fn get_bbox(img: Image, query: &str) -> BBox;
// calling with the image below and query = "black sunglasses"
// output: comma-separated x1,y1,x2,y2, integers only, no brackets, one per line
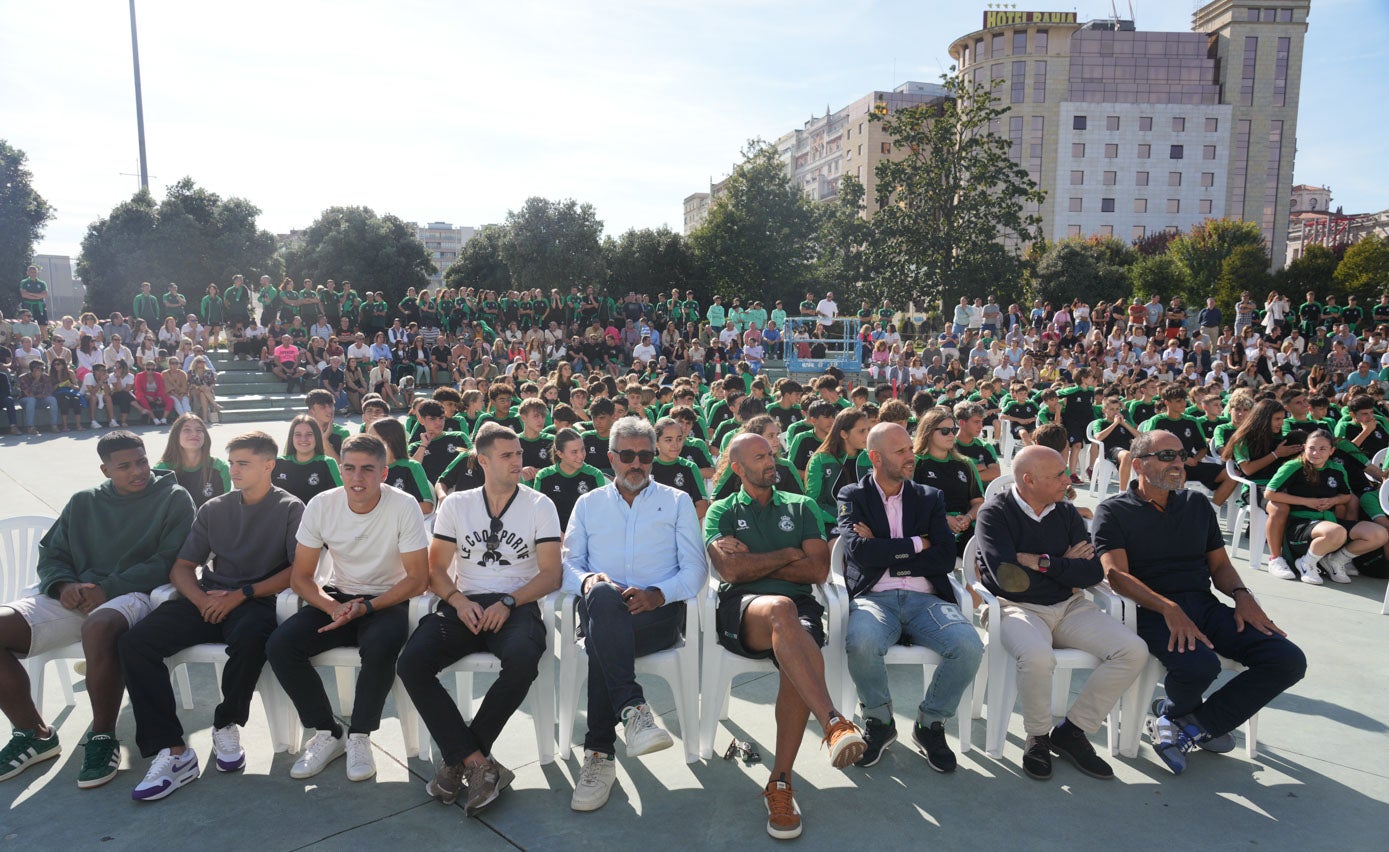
1138,449,1191,463
613,449,656,464
484,516,503,549
935,426,959,436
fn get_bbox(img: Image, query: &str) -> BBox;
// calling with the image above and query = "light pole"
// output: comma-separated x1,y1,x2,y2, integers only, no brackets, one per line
129,0,149,193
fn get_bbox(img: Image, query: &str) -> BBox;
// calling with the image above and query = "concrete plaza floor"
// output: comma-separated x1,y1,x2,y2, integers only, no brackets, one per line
1,420,1387,850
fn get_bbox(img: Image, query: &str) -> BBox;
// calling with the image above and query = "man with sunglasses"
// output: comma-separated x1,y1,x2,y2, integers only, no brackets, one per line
398,422,562,814
1094,430,1306,775
1139,385,1237,507
560,416,705,812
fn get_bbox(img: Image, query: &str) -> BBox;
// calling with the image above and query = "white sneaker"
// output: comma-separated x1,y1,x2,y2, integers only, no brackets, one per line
131,748,199,801
570,750,617,812
621,703,673,757
211,725,245,772
89,421,100,430
290,730,346,779
1266,556,1297,580
345,733,375,782
1294,553,1324,585
1322,548,1354,584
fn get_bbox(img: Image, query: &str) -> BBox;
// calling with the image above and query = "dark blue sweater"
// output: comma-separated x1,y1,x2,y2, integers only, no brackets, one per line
975,490,1102,605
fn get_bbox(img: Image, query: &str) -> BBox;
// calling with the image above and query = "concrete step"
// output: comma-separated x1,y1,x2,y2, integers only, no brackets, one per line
216,393,303,411
218,407,302,424
214,371,281,387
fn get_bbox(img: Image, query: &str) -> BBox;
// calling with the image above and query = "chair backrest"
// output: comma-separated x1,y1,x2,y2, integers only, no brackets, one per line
983,474,1014,502
0,515,58,601
1374,448,1388,469
959,535,981,587
829,536,846,583
1086,420,1103,444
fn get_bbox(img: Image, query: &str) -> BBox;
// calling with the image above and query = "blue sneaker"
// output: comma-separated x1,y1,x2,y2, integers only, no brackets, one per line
1151,698,1236,753
132,748,199,801
1145,714,1202,775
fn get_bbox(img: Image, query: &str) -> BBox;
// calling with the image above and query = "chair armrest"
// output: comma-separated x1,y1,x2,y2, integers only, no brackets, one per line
275,589,302,624
1087,580,1124,619
151,583,180,607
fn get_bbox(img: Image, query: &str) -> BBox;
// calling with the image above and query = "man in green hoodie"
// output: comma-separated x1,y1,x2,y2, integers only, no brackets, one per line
0,431,196,790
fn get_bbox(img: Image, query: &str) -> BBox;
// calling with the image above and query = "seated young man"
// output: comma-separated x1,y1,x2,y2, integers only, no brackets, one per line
120,431,304,801
0,432,195,789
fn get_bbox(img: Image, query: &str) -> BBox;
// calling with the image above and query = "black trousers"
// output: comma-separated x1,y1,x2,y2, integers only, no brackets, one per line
266,591,410,735
396,594,545,765
119,596,278,758
578,582,684,754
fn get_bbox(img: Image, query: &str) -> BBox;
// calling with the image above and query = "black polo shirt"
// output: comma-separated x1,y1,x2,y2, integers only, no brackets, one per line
1092,485,1223,596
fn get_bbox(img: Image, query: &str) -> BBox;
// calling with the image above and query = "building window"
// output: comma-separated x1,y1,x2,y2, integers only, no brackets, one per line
1139,116,1153,132
1101,198,1116,213
1170,145,1184,159
1134,198,1148,213
1172,117,1185,132
1099,224,1114,238
1203,145,1217,160
991,63,1004,88
1205,117,1219,133
1247,8,1260,21
1136,171,1150,186
1070,170,1084,185
1103,170,1117,186
1279,8,1293,22
1073,115,1087,130
1201,172,1215,187
859,145,863,155
993,33,1005,56
1035,30,1048,53
1138,144,1151,159
1104,144,1118,158
1013,30,1027,55
1167,199,1181,214
1199,199,1213,214
1241,36,1258,107
1275,36,1290,107
1011,61,1026,103
1133,225,1146,240
879,142,890,154
1169,172,1182,187
1069,197,1083,212
1072,143,1086,157
1032,60,1047,103
975,37,985,60
1263,8,1276,21
1106,115,1120,131
1068,225,1082,237
1010,116,1023,132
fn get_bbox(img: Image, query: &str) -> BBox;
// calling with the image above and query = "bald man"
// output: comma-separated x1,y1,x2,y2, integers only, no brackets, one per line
704,433,863,841
838,424,982,771
974,446,1146,782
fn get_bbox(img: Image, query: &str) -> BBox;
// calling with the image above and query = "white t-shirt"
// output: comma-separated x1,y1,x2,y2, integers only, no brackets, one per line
815,299,837,325
433,485,561,595
297,485,430,595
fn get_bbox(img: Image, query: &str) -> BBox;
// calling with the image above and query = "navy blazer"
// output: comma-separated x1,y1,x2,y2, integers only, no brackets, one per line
837,473,958,603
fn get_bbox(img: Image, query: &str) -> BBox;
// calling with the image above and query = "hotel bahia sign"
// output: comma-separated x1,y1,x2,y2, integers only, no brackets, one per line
981,10,1077,28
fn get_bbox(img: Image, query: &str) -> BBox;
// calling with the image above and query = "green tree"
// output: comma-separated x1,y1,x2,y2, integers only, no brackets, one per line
814,174,877,300
500,197,605,292
1215,244,1272,312
1028,237,1135,308
1333,234,1389,302
1166,218,1265,304
1128,253,1187,304
283,206,434,306
0,141,54,313
1277,242,1339,296
602,226,705,304
444,224,511,292
78,178,278,317
867,72,1045,311
688,140,821,307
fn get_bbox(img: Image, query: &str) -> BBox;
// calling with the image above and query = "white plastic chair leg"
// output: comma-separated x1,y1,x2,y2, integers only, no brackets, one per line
335,667,356,716
175,665,195,711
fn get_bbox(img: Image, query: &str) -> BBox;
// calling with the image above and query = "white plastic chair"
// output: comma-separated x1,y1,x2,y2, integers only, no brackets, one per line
556,590,700,763
1227,460,1270,572
999,425,1016,463
1378,480,1389,616
275,588,421,757
826,538,974,753
1109,591,1259,759
1087,421,1117,496
983,474,1014,503
698,562,845,760
150,584,295,752
409,592,558,765
0,515,78,709
1372,448,1387,469
960,537,1121,758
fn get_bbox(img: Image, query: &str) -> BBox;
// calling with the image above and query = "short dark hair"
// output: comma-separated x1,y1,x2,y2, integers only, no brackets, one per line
341,434,387,465
362,399,390,417
97,430,145,462
589,397,615,418
305,389,335,409
474,422,518,456
225,431,278,459
432,386,462,404
417,400,445,419
805,400,838,420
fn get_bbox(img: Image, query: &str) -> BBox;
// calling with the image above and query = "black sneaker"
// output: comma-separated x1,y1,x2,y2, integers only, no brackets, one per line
854,718,897,768
1022,734,1052,780
911,721,956,773
1049,723,1114,780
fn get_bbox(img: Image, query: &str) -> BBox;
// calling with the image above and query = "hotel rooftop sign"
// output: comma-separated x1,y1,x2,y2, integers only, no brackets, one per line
982,10,1077,28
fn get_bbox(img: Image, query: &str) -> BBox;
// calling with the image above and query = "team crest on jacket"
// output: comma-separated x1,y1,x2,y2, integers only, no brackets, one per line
778,514,794,532
308,472,320,486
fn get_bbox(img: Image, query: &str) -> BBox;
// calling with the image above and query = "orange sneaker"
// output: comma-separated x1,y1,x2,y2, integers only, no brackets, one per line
763,776,802,840
823,715,866,769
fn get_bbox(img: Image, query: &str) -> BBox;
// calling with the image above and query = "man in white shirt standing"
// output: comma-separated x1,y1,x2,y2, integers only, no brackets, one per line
560,416,706,812
398,423,562,816
815,291,838,337
266,435,429,784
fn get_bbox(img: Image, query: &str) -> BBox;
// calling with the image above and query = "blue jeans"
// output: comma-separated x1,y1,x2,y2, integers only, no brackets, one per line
846,590,983,726
22,395,58,428
1137,590,1306,738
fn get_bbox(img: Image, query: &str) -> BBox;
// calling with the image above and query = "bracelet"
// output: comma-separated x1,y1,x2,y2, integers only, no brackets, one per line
361,598,375,614
445,590,461,605
1231,586,1252,597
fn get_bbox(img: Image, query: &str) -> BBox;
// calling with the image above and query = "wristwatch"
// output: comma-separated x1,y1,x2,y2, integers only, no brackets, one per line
500,594,516,610
240,583,255,599
1036,554,1051,573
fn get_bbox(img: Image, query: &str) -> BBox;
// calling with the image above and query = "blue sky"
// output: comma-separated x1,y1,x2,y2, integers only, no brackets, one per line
3,0,1386,259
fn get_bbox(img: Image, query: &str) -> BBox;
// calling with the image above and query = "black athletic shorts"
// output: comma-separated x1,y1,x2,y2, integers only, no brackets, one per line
716,591,825,666
1188,460,1224,490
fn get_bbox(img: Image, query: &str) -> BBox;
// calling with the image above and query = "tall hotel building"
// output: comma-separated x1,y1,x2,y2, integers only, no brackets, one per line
948,0,1309,266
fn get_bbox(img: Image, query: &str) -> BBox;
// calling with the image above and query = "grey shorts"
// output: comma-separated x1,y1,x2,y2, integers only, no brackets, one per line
2,586,152,657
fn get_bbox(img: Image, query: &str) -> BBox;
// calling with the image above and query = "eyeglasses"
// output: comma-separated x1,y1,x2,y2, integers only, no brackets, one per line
613,449,656,464
1137,449,1190,463
483,516,503,550
935,427,959,436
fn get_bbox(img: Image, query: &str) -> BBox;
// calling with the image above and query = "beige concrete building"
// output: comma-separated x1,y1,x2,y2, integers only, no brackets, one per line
948,0,1309,267
1290,183,1332,215
413,221,475,288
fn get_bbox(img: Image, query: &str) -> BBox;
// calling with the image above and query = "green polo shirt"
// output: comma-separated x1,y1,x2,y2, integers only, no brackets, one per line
704,487,825,598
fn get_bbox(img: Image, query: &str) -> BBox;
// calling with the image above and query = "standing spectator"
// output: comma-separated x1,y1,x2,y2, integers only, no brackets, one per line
1197,298,1222,343
18,264,49,328
132,281,162,330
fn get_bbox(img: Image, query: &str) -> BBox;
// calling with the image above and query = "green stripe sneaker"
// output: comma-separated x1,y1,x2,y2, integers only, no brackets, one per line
0,728,61,782
78,733,121,789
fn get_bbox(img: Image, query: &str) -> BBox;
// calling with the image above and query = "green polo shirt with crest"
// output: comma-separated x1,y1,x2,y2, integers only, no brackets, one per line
703,488,824,598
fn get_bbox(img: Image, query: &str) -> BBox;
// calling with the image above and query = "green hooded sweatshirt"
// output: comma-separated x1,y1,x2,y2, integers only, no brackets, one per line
37,467,196,599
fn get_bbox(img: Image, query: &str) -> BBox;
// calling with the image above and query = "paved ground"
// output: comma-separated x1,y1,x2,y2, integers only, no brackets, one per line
2,420,1387,850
